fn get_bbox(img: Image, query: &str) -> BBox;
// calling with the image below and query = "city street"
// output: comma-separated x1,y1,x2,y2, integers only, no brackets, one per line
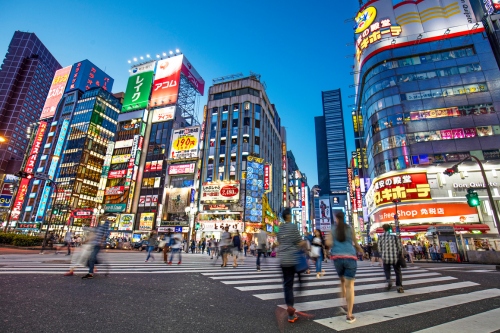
0,251,499,332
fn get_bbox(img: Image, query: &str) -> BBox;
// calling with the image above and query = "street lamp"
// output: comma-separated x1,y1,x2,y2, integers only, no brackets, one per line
0,136,6,143
393,198,401,237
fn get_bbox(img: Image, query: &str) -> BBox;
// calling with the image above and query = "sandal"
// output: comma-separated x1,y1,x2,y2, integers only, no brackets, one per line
346,316,356,324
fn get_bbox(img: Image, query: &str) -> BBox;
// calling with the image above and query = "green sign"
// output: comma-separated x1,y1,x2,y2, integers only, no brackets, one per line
122,71,154,113
104,203,127,213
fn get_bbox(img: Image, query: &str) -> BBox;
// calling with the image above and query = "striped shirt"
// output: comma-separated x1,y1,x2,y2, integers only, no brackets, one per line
91,221,110,246
277,222,302,267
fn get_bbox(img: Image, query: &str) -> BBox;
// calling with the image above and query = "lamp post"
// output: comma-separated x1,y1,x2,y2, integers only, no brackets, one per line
185,204,198,249
393,198,401,237
443,156,500,233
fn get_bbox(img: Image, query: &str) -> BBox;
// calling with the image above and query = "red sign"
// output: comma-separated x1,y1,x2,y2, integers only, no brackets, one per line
108,170,127,179
373,172,431,207
72,209,93,217
25,121,48,174
221,186,238,197
10,178,29,221
375,224,489,233
264,164,270,190
105,186,125,196
150,56,183,107
168,163,195,175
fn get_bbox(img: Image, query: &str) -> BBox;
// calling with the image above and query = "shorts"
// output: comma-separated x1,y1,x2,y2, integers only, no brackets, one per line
372,251,380,258
333,258,357,280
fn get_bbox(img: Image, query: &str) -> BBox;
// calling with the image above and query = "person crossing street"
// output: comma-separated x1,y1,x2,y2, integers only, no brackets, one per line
379,224,404,293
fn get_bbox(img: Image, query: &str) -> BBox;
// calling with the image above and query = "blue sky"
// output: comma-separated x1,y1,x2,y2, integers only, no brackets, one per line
0,0,360,186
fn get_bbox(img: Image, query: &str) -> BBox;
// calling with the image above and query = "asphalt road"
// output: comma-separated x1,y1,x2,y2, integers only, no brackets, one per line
0,251,499,333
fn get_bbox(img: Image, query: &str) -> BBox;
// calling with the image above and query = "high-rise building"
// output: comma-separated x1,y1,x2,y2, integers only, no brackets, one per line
353,0,500,239
0,31,61,174
315,89,349,195
286,150,310,234
197,74,283,241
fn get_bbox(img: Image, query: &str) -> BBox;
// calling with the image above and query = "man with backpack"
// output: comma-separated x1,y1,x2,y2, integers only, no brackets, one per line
378,224,404,293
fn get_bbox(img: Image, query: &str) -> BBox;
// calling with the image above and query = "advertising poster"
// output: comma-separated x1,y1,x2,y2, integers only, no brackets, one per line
104,204,127,213
40,66,72,120
105,186,125,196
108,170,127,179
180,55,205,95
318,198,331,231
65,60,114,93
169,126,200,160
139,212,155,231
168,163,195,175
122,62,155,112
25,121,48,174
150,55,183,107
372,172,431,207
152,106,176,123
118,214,134,231
167,188,189,213
200,181,240,202
244,156,265,223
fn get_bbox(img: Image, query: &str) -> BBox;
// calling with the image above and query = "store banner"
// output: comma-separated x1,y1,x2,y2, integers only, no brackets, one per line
317,198,331,231
169,126,200,160
151,106,176,123
180,55,205,95
198,221,244,232
372,172,431,207
118,213,134,231
108,170,127,179
167,188,189,213
105,186,125,196
104,203,127,213
168,163,195,175
244,155,265,223
150,55,183,107
10,178,30,221
40,66,72,120
122,62,155,112
200,181,240,202
139,212,155,231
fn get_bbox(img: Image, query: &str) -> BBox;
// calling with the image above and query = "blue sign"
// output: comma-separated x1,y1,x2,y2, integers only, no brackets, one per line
0,194,12,208
65,59,114,93
174,226,183,233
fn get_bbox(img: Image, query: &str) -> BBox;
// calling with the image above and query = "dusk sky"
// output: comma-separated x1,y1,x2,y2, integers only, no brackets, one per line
0,0,360,185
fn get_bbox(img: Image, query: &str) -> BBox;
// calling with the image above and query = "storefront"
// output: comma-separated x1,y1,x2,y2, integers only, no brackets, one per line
196,212,243,241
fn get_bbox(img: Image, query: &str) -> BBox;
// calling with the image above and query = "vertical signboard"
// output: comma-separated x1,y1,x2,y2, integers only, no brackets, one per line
25,121,48,174
264,164,272,193
150,55,183,107
301,182,306,224
244,156,264,223
122,62,155,112
169,126,200,160
139,212,155,231
10,179,29,222
318,198,331,231
40,66,72,120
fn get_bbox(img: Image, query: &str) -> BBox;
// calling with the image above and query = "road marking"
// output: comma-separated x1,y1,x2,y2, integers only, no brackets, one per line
254,276,457,300
413,306,500,333
281,281,478,311
315,288,500,330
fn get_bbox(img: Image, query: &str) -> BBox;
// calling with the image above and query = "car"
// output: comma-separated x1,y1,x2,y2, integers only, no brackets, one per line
132,240,149,251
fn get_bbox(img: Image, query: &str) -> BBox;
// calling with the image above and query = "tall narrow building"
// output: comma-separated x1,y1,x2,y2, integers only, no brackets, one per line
0,31,61,174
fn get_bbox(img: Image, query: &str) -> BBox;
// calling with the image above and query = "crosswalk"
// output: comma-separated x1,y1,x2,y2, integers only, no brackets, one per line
201,259,500,332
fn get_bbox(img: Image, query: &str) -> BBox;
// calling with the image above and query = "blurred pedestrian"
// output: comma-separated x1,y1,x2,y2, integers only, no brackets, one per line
243,240,248,257
161,230,172,263
255,228,267,271
202,238,206,254
326,212,364,324
190,239,196,254
278,208,306,323
370,242,382,267
145,230,157,262
168,232,183,265
82,221,110,279
311,229,325,279
220,226,231,267
379,224,404,294
232,230,242,267
64,230,73,256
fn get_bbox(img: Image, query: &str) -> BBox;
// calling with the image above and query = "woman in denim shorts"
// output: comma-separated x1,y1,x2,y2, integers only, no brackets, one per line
326,212,365,324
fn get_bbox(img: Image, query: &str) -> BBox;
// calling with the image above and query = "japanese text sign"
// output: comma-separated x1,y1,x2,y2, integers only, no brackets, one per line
65,60,113,93
139,213,155,231
150,55,183,108
201,181,240,202
152,106,175,123
122,63,155,112
10,178,29,221
25,121,48,174
373,172,431,207
40,66,72,120
168,163,195,175
169,126,200,160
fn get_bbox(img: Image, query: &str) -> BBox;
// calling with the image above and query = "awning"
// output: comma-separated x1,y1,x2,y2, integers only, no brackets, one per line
374,224,490,233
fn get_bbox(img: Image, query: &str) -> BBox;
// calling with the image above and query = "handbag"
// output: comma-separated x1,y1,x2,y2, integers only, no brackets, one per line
394,236,407,268
295,250,308,273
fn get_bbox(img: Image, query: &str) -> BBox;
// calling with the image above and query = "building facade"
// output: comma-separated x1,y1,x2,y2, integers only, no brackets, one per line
352,0,500,244
0,31,61,174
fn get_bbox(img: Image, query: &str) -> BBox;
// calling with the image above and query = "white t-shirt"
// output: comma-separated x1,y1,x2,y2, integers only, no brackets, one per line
407,244,414,253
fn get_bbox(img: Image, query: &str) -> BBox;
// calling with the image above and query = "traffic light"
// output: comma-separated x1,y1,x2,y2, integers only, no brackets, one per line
14,171,33,179
195,222,200,230
443,165,459,177
466,189,480,207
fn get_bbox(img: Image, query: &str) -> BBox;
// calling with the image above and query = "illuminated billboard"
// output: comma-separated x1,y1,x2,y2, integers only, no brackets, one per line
40,66,72,120
354,0,478,66
169,126,200,160
181,55,205,95
65,60,113,93
122,62,155,112
150,55,183,107
200,181,240,202
244,156,264,223
25,121,48,174
152,106,176,123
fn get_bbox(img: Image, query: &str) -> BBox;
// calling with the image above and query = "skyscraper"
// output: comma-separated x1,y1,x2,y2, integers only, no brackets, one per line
0,31,61,173
315,89,349,195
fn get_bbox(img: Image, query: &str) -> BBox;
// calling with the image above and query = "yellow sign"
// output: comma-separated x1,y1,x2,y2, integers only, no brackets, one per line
139,212,154,231
354,6,377,34
172,135,198,151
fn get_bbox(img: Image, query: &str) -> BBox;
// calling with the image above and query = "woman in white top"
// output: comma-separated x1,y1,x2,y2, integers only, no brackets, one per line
406,242,415,264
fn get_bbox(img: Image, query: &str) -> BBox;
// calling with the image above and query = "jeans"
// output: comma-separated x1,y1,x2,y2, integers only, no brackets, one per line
383,263,403,287
244,246,248,256
207,247,211,255
146,246,155,261
256,250,265,267
88,245,101,274
169,248,182,262
281,266,301,307
315,252,323,273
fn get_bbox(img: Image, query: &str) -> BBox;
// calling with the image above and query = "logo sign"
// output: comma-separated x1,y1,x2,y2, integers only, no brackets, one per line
354,6,377,34
114,139,134,149
40,66,72,120
372,172,431,207
139,212,155,231
118,213,134,230
200,181,240,202
108,170,127,179
152,106,176,123
122,62,155,112
150,56,183,107
104,204,127,213
16,222,39,230
111,154,130,164
168,163,195,175
105,186,125,196
264,164,271,192
181,55,205,96
169,126,200,160
0,194,12,208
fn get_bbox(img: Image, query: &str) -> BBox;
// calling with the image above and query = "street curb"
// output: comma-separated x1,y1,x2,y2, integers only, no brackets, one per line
0,244,52,251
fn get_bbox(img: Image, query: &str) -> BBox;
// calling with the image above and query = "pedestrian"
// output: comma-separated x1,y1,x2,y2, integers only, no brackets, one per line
370,242,382,266
202,238,206,254
219,226,232,267
64,230,94,276
311,229,325,279
145,230,157,262
64,230,73,256
249,242,256,256
168,232,182,265
326,212,364,324
190,239,196,254
406,241,415,264
243,240,248,257
255,228,268,271
378,224,404,294
232,230,242,267
304,231,313,274
161,230,172,263
82,221,110,279
422,243,428,259
277,208,306,323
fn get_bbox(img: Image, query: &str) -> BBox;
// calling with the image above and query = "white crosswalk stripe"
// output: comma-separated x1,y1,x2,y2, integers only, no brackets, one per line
413,307,500,333
201,260,500,331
